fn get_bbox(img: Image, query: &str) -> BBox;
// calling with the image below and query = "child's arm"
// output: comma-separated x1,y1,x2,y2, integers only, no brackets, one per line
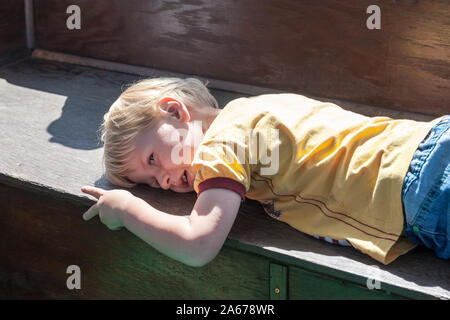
81,186,241,267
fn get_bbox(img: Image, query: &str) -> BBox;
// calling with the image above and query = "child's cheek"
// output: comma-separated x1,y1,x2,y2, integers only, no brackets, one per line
167,143,190,166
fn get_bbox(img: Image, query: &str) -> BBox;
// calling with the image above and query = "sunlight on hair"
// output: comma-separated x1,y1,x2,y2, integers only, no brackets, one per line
100,77,219,188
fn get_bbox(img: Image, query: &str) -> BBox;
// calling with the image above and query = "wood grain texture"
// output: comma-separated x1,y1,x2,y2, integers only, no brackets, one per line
0,58,448,299
288,267,401,300
0,183,271,299
33,0,450,115
0,0,29,64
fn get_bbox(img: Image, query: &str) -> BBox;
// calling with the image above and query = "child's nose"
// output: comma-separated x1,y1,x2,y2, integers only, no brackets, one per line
157,172,171,190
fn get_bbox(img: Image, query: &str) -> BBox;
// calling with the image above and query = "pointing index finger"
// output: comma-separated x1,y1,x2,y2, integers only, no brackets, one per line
81,186,105,199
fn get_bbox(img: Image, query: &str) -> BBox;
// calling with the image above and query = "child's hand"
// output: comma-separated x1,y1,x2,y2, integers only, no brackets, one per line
81,186,134,230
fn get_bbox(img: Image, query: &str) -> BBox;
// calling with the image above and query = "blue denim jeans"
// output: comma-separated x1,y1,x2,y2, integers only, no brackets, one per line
401,115,450,259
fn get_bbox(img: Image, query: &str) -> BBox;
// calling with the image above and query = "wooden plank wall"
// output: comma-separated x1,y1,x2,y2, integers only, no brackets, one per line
0,0,28,65
0,183,270,299
33,0,449,116
0,182,409,299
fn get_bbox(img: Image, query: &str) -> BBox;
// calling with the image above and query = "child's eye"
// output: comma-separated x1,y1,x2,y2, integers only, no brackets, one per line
148,153,155,165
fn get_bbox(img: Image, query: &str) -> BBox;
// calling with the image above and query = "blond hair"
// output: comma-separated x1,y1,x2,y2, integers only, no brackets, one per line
100,77,219,188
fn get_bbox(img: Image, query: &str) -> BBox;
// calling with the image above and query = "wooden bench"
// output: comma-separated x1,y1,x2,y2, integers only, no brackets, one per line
0,0,448,299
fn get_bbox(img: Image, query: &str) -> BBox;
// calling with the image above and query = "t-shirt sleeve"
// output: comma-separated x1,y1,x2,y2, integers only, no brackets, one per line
192,136,252,202
197,177,246,202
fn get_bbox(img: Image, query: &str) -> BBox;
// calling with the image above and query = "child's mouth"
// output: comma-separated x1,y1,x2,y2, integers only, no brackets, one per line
182,170,188,185
181,169,192,187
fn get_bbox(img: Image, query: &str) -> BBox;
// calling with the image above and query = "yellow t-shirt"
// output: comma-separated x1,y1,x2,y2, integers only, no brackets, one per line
192,94,444,264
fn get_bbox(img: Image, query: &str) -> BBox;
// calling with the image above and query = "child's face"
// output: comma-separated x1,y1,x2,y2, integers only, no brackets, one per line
125,115,201,193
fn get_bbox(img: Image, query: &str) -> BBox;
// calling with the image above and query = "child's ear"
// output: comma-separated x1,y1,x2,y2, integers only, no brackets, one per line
157,97,191,123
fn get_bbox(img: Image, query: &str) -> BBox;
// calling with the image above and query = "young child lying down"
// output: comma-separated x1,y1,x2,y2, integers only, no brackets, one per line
81,77,449,266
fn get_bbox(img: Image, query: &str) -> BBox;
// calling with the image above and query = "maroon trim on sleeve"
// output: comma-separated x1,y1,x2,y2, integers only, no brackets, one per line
197,177,246,202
